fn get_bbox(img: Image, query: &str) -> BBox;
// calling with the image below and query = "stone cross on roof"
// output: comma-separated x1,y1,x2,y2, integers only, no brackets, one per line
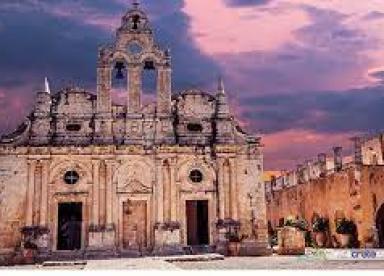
218,76,225,95
44,77,51,94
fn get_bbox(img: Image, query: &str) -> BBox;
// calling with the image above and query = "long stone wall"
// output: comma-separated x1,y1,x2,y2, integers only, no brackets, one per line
266,165,384,247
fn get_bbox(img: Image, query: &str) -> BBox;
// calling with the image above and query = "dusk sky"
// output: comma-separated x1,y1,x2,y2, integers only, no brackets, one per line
1,0,384,169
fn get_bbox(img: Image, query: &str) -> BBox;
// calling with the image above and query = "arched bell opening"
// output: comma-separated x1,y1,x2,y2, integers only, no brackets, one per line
111,59,129,105
142,59,157,107
376,203,384,248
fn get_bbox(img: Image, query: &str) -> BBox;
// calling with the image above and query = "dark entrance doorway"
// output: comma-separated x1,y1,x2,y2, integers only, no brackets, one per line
57,202,82,250
186,200,209,245
376,204,384,248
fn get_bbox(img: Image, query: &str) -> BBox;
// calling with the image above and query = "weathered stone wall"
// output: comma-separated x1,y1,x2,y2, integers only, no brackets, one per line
0,144,267,254
267,165,384,247
0,154,28,250
361,136,384,165
358,166,384,244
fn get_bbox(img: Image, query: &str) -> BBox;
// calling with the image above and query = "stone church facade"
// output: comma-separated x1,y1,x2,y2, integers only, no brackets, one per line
0,4,268,258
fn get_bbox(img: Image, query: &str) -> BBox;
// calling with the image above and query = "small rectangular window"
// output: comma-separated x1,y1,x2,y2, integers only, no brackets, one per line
187,123,203,132
66,124,82,132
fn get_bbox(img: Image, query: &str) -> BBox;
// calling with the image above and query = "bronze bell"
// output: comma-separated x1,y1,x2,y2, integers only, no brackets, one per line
132,15,140,30
115,62,126,79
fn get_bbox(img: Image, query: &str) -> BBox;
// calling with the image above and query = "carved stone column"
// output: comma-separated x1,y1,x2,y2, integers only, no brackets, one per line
156,159,164,223
128,66,142,113
105,160,115,227
99,161,106,225
92,160,100,226
154,158,183,255
223,160,230,219
26,160,36,226
96,66,112,114
218,159,225,220
22,160,50,254
230,159,238,220
39,159,49,226
169,158,177,221
162,160,171,222
33,162,42,225
157,66,172,115
89,160,116,249
95,65,113,144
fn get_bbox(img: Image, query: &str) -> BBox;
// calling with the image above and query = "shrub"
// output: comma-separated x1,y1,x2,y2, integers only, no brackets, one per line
284,217,308,231
270,231,278,246
295,218,309,231
336,218,355,235
284,217,296,228
225,231,247,242
312,217,329,232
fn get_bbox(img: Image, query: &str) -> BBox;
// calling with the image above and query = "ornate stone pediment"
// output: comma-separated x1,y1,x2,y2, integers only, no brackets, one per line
115,161,153,194
119,180,152,194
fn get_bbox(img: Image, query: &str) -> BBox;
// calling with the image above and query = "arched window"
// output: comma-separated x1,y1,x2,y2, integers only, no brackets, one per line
132,14,141,30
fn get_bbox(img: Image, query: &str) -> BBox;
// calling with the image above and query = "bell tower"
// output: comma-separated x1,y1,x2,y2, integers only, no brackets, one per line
96,1,173,144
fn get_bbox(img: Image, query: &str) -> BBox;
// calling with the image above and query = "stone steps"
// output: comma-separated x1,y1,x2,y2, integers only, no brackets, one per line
41,260,87,267
155,253,224,263
183,245,216,255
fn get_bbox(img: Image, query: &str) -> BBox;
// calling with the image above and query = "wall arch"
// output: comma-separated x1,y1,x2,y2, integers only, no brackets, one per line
376,202,384,248
176,158,216,191
49,159,92,185
138,51,164,66
110,51,134,65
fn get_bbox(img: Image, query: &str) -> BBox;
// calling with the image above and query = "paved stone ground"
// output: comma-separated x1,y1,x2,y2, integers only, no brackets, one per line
2,255,384,270
0,258,179,270
173,256,384,270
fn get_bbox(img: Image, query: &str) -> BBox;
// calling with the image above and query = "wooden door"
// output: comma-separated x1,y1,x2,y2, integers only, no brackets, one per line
186,201,198,245
122,200,147,249
186,200,209,246
57,202,82,250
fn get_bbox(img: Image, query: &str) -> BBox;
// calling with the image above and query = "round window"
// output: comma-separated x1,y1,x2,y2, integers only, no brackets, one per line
128,42,143,54
189,169,203,183
64,171,80,185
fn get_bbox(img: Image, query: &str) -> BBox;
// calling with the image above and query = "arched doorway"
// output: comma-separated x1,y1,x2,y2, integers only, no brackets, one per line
376,203,384,248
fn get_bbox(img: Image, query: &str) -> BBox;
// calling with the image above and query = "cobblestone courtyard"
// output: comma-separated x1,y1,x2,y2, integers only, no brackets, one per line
2,255,384,270
173,256,384,270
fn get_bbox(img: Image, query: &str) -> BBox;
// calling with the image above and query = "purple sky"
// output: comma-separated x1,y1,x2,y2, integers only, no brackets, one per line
1,0,384,170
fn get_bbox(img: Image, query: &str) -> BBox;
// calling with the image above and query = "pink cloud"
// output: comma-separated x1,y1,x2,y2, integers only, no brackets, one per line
44,3,119,32
0,85,35,134
183,0,384,92
183,0,309,54
0,1,120,32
